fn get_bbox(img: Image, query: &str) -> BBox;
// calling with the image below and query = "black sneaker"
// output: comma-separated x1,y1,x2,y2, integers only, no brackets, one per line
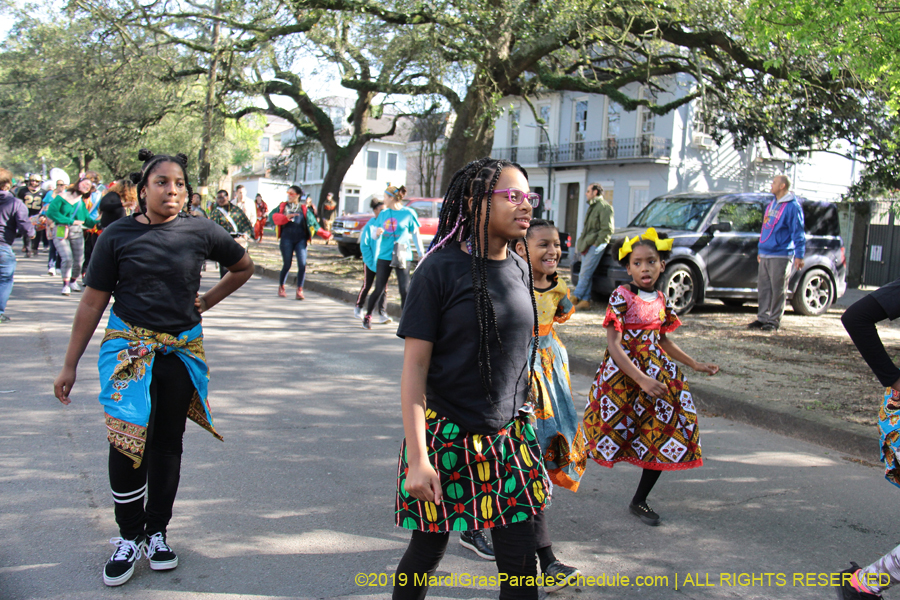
629,501,661,526
836,562,883,600
103,536,146,586
146,532,178,570
543,560,581,589
362,315,372,330
760,323,778,332
746,320,765,329
459,530,495,561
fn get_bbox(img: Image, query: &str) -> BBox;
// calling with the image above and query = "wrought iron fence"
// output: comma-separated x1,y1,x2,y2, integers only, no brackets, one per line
493,136,671,164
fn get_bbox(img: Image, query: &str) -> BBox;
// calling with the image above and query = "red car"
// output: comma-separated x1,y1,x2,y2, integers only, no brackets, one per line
332,198,442,258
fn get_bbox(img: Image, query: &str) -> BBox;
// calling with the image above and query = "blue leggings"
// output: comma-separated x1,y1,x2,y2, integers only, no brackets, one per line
279,237,308,288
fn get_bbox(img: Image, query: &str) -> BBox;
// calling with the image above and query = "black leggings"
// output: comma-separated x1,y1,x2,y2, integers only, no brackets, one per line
356,264,385,313
108,353,194,539
366,259,409,317
393,517,538,600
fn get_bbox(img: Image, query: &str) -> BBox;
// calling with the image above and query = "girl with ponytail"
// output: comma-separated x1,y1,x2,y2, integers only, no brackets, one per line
392,158,547,600
53,149,255,587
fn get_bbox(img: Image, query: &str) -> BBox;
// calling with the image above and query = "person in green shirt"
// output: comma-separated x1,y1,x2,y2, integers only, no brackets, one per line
572,183,614,309
46,177,95,296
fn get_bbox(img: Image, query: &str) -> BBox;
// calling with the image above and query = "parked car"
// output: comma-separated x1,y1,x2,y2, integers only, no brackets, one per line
579,192,846,315
332,198,442,258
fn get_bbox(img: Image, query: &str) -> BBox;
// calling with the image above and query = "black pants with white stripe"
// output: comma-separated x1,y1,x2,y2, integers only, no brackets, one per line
108,353,194,539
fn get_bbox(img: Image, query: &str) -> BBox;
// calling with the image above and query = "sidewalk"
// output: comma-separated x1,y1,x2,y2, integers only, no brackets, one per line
259,250,884,464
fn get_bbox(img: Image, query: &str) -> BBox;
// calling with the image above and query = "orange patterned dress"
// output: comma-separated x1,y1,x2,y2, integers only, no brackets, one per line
583,285,702,471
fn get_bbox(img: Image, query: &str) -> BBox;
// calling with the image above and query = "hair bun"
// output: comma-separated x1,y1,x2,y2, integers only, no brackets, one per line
128,172,142,185
174,153,189,166
138,149,154,161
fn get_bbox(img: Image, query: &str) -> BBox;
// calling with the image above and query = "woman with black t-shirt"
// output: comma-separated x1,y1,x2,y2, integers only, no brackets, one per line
392,158,546,600
53,149,254,588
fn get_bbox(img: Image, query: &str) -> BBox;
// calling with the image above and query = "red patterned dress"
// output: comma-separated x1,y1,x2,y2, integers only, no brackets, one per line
583,285,702,471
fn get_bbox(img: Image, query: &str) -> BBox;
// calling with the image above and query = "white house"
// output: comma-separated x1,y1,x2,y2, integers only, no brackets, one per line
231,115,295,207
491,76,860,249
282,98,413,215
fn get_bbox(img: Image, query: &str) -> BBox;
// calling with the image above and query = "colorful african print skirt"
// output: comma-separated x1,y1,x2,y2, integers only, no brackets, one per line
879,387,900,488
583,336,702,471
395,409,548,532
532,331,587,492
98,312,221,468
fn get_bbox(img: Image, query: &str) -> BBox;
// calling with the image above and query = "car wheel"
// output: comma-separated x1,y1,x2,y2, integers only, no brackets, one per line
790,269,834,316
720,299,746,308
337,243,356,258
660,263,699,315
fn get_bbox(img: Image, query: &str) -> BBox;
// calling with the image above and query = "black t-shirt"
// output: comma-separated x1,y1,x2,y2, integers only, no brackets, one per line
98,192,127,229
397,244,535,434
17,186,44,214
85,214,246,334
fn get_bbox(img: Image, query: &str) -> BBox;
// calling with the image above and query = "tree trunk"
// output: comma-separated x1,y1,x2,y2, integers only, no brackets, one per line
319,146,362,215
439,84,498,195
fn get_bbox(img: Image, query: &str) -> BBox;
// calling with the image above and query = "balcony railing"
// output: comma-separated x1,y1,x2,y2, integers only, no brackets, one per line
494,136,671,165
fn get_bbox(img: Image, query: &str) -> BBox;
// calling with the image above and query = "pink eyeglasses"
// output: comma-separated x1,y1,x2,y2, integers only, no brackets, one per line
493,188,541,209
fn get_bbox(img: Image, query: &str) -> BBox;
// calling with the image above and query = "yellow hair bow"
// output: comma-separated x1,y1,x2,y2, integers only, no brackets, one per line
618,227,674,260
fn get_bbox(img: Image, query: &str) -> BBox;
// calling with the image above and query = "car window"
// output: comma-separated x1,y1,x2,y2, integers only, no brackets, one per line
630,197,716,231
803,202,840,236
715,201,765,233
407,202,432,220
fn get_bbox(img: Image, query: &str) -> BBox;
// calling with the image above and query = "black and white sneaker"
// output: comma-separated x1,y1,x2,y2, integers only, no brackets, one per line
103,536,146,586
543,560,581,590
459,530,495,561
362,314,372,330
146,532,178,571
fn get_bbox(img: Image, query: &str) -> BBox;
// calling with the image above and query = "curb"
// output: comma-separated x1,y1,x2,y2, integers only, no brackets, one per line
254,264,405,319
259,264,879,462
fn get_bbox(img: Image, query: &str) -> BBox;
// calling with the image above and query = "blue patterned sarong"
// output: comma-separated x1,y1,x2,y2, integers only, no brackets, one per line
98,312,221,467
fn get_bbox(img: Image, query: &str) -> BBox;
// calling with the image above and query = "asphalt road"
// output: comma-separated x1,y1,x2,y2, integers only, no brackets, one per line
1,256,897,600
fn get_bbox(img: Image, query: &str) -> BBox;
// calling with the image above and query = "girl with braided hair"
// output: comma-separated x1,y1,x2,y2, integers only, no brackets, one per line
53,149,254,587
392,158,547,600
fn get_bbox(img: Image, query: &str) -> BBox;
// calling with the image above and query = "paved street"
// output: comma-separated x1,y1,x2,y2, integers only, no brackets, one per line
1,256,898,600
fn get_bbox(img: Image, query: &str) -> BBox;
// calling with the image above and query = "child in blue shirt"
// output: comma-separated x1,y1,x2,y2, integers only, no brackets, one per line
356,198,389,322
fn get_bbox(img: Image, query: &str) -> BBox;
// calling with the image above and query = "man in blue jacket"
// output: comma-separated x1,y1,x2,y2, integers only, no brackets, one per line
748,175,805,332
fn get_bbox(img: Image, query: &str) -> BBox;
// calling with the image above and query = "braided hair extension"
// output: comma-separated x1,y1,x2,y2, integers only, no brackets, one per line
425,157,542,406
129,149,194,220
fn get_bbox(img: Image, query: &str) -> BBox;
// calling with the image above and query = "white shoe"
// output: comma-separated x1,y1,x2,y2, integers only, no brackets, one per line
61,284,71,296
69,280,82,292
375,313,393,324
48,267,56,276
354,306,362,319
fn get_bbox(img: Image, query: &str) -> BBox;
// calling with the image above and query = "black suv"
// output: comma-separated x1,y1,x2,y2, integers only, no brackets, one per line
583,192,846,315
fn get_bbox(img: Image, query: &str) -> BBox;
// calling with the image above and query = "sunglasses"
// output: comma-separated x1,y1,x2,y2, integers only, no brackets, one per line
493,188,540,209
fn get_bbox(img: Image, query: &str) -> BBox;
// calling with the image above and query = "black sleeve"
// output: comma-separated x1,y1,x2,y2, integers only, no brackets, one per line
396,269,442,342
842,293,900,387
84,227,119,292
205,220,247,268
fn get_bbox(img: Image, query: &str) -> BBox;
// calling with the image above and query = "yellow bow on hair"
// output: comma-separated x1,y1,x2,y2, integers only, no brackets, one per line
618,227,674,260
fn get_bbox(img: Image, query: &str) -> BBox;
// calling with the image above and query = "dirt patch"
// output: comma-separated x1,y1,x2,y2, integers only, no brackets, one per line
248,236,900,429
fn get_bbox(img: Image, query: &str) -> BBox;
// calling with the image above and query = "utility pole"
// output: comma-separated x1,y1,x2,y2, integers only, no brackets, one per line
198,0,222,200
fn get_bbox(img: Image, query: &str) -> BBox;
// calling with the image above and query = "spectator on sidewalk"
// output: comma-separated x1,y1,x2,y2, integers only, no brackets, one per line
747,175,805,333
0,167,36,322
253,193,268,242
571,183,614,310
837,278,900,599
320,192,337,236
